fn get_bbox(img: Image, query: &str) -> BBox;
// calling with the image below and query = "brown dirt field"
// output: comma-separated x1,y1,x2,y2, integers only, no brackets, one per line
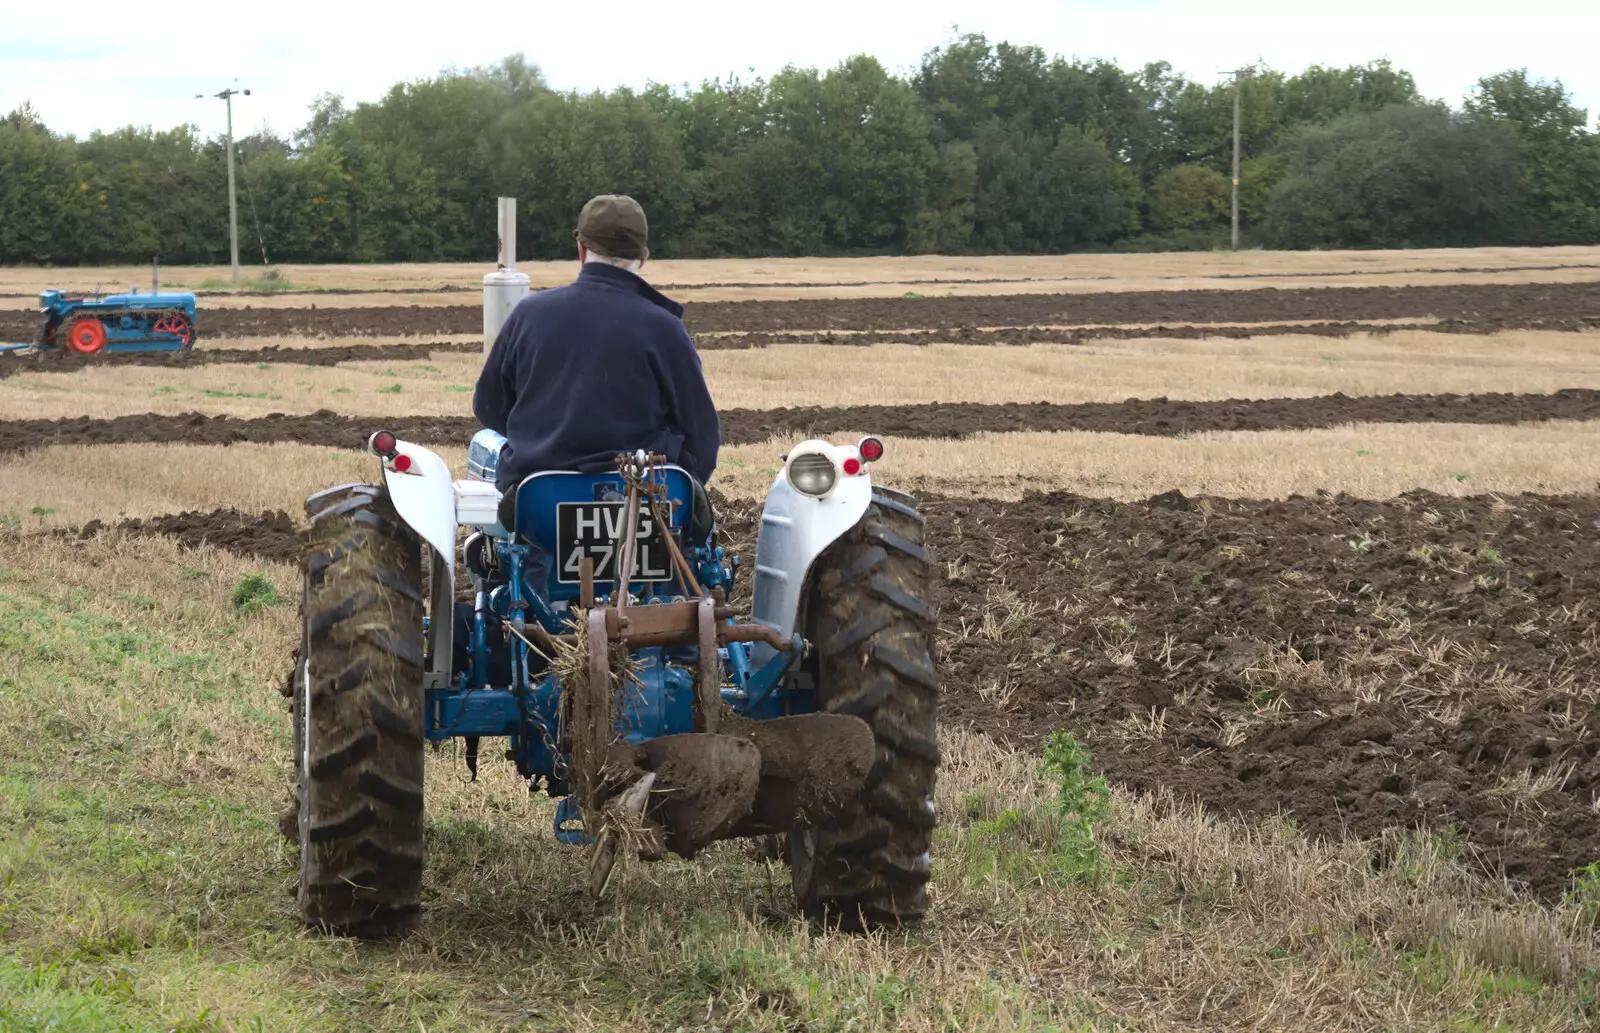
7,280,1600,342
5,390,1600,457
921,488,1600,900
5,245,1599,304
55,487,1600,900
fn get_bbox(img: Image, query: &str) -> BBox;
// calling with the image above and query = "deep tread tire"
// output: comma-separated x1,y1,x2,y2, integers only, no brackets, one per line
295,483,426,939
792,491,939,930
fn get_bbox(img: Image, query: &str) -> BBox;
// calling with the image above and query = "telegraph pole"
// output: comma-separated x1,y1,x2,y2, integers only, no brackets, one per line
196,85,249,283
1227,68,1249,251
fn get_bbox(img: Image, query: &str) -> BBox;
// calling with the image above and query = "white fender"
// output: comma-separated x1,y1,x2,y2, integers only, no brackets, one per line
382,439,458,572
748,439,875,665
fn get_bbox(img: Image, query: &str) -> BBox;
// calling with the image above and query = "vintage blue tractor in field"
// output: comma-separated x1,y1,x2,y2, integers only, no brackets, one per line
290,428,938,937
0,288,198,357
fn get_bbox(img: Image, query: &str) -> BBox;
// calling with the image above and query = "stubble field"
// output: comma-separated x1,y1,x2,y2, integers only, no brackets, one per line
3,247,1600,1032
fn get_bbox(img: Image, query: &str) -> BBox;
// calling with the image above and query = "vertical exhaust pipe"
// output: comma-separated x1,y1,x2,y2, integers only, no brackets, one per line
483,196,530,356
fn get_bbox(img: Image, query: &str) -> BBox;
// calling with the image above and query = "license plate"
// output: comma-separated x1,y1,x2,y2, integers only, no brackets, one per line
555,502,673,584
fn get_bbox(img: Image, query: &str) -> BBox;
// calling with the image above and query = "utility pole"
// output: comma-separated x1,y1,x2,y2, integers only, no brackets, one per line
1227,68,1249,251
196,85,249,283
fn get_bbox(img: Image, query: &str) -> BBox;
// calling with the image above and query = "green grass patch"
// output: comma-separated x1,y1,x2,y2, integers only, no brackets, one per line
199,389,279,401
230,574,280,614
193,270,303,293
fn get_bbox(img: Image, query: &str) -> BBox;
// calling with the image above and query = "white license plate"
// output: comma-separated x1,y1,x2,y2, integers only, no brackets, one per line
555,502,673,584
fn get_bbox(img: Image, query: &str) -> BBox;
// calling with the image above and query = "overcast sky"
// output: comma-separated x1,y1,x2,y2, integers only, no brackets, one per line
2,0,1596,141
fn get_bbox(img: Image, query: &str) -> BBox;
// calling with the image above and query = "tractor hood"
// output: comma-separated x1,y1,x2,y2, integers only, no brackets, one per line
100,291,197,307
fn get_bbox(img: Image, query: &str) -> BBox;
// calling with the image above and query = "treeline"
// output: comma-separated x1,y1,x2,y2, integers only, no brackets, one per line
3,38,1598,266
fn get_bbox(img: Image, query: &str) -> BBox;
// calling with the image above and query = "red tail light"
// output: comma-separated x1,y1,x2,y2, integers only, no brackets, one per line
370,430,397,457
858,436,884,462
391,453,413,473
842,457,862,476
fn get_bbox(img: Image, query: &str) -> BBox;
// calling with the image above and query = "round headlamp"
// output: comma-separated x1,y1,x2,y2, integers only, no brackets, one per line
787,451,837,497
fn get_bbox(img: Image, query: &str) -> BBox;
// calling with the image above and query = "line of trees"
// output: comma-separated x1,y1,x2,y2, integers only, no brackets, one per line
3,38,1598,266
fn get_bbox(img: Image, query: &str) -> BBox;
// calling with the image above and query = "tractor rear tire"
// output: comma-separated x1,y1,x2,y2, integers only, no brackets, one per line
790,489,939,930
294,482,427,939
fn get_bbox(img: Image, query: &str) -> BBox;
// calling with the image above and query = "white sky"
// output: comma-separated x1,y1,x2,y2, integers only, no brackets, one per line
2,0,1596,141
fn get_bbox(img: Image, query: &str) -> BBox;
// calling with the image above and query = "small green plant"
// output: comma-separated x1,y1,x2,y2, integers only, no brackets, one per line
1478,545,1503,565
28,506,55,516
178,566,210,580
1356,449,1374,456
201,388,270,400
231,573,280,614
1041,730,1111,884
1450,472,1471,483
378,384,403,395
1348,537,1374,553
333,387,351,394
443,384,472,392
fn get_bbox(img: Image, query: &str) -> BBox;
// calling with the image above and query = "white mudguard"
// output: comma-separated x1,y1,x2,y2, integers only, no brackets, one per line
381,439,509,566
749,439,875,665
381,440,461,574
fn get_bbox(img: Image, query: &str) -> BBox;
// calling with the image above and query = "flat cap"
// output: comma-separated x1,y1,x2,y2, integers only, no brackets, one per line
575,194,649,261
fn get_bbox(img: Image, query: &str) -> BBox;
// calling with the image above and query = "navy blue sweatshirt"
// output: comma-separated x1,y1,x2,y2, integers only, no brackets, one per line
473,262,720,490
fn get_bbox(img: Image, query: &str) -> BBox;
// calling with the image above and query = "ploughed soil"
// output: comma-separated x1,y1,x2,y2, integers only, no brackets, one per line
924,488,1600,900
67,507,303,564
63,488,1600,899
0,340,481,380
6,389,1600,457
6,280,1600,341
9,317,1600,383
10,317,1600,382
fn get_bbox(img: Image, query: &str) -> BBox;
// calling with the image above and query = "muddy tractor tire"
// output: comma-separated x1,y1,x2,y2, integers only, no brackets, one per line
294,483,427,938
791,489,940,930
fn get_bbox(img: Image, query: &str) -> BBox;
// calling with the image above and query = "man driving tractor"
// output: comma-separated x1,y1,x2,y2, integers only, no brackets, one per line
473,194,720,537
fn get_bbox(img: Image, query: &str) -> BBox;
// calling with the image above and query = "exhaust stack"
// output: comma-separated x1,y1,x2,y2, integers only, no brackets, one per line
483,196,530,355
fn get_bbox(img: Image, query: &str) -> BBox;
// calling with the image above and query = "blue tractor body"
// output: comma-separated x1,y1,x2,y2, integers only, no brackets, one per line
2,288,199,356
431,433,807,818
293,425,937,935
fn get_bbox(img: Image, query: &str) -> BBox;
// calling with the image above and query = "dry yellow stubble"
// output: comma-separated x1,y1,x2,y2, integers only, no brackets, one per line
711,419,1600,501
4,330,1598,421
702,330,1600,409
0,442,468,528
4,243,1599,306
4,419,1597,529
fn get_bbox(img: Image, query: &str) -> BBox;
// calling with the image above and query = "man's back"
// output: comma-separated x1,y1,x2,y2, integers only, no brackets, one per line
473,262,720,492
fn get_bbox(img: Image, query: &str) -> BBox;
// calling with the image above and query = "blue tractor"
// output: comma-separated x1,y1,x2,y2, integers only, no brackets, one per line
290,427,939,937
0,288,198,357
